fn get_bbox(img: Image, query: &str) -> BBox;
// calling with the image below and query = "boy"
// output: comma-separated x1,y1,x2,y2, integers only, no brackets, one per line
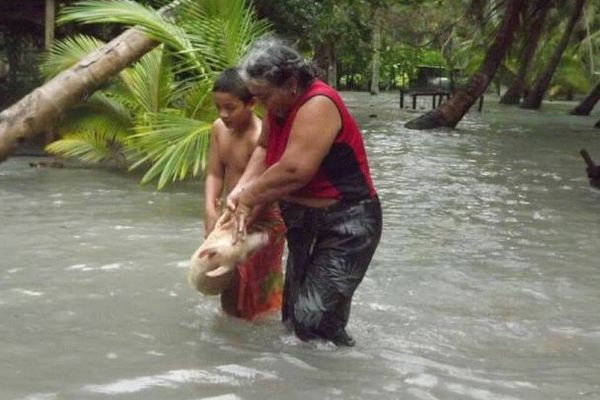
204,68,286,319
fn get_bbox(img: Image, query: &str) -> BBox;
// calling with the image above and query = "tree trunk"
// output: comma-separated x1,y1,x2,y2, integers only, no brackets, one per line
500,0,551,105
405,0,525,130
571,82,600,115
521,0,586,110
0,1,182,163
314,41,337,88
45,0,56,50
328,46,337,89
584,6,594,79
370,8,382,95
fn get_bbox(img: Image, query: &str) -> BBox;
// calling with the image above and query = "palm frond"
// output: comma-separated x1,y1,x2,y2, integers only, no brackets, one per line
181,77,218,119
130,112,212,189
60,92,134,139
46,131,128,166
182,0,271,69
118,47,176,113
40,34,105,79
58,0,205,73
47,92,135,166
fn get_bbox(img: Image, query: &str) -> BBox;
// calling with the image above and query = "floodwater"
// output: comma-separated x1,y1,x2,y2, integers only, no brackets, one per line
2,92,600,400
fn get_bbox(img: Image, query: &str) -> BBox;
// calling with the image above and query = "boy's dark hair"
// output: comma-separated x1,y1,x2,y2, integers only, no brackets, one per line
212,67,253,104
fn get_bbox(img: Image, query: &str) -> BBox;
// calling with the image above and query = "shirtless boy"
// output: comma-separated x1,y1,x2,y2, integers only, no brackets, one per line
204,68,286,319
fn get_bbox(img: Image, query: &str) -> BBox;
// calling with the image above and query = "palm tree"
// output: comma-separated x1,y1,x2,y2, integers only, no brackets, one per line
571,82,600,115
521,0,587,109
500,0,552,105
405,0,526,130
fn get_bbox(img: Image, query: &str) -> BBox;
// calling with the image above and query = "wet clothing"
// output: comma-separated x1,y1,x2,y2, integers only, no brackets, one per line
221,204,286,320
280,196,382,345
266,79,377,201
263,79,381,345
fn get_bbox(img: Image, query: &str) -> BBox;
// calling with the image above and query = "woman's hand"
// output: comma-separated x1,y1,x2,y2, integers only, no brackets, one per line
232,199,252,243
226,185,244,213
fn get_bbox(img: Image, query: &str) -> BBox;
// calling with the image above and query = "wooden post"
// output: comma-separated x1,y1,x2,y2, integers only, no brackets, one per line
412,94,417,109
478,95,484,112
45,0,56,50
399,89,404,108
432,94,436,108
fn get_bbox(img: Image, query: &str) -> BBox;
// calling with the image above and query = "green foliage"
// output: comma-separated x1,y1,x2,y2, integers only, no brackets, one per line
45,0,270,189
40,35,106,79
419,49,446,67
549,53,591,99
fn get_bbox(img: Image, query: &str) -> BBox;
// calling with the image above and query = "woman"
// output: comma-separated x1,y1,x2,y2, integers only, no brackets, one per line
227,39,382,346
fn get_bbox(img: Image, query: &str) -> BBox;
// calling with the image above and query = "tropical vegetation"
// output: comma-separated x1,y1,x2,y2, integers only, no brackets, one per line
3,0,600,179
41,0,270,189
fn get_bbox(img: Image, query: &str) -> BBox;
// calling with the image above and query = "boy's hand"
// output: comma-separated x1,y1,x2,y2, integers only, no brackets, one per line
204,207,219,238
204,219,217,238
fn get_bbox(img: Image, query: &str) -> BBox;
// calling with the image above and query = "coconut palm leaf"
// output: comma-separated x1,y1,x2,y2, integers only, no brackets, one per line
119,46,176,113
180,77,217,119
61,92,133,136
130,112,212,188
46,131,128,166
182,0,271,69
45,92,134,165
40,34,106,79
58,0,206,74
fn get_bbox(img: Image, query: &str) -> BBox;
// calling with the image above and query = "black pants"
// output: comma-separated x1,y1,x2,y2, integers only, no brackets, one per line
280,196,382,344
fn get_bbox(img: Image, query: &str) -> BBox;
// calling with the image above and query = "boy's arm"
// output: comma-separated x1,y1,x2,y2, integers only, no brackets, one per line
204,123,225,237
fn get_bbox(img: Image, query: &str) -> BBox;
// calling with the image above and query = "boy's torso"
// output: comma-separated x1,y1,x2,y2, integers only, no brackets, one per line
215,118,261,192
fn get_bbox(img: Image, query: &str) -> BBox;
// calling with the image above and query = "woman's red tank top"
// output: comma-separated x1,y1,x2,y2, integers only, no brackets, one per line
265,80,377,201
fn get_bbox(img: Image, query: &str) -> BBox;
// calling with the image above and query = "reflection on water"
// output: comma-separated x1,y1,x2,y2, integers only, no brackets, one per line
2,93,600,400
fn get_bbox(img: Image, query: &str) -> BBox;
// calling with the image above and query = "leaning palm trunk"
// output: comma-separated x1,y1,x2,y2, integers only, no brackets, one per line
500,0,551,105
571,82,600,115
0,0,183,163
405,0,525,130
521,0,586,110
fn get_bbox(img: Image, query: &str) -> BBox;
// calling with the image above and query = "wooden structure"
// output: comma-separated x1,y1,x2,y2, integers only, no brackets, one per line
0,0,59,147
0,0,56,49
399,89,484,112
399,64,484,112
400,89,451,109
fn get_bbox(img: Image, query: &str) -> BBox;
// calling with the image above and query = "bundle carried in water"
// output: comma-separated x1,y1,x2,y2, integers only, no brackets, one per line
188,210,268,295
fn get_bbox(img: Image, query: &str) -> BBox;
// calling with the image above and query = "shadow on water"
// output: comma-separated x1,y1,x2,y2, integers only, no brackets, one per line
1,92,600,400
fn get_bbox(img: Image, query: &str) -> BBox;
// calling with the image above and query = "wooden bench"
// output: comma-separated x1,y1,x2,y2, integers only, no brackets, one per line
399,89,484,112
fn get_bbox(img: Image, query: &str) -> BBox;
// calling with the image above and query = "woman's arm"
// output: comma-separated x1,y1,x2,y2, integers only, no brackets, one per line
241,95,341,207
232,96,341,240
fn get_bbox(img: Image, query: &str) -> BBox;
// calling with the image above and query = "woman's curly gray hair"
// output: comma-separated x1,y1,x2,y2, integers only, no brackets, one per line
239,37,315,89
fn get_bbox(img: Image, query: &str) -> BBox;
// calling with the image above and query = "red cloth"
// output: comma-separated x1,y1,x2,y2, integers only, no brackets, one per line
221,204,286,320
265,79,377,201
